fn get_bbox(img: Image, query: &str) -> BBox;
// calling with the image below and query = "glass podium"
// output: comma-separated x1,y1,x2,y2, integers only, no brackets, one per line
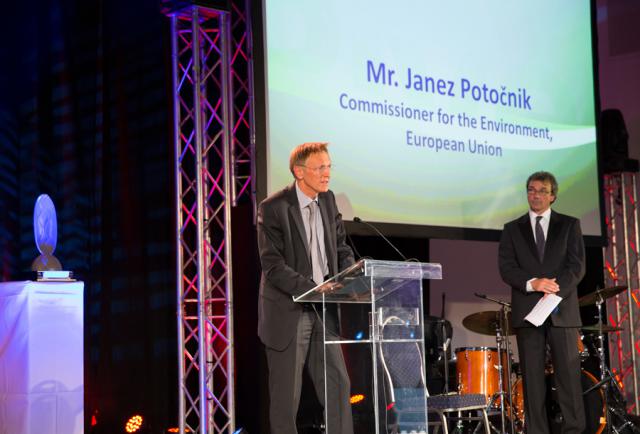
294,259,442,434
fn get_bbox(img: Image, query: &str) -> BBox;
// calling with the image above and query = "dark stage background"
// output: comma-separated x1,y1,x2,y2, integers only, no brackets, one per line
0,1,606,433
0,0,179,431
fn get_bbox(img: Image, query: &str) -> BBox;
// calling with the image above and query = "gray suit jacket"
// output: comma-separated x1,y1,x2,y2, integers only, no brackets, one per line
498,210,585,328
257,183,354,350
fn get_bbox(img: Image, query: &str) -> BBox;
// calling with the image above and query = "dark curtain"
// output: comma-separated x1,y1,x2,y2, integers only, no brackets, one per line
0,0,177,431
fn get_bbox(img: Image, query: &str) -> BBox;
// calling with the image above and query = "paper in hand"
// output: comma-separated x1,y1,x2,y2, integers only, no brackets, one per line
524,293,562,327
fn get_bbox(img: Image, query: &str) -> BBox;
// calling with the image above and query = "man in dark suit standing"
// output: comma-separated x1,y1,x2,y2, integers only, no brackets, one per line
498,171,586,433
257,142,354,434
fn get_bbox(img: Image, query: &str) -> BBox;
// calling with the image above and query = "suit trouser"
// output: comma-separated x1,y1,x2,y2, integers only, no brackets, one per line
265,309,353,434
516,324,586,434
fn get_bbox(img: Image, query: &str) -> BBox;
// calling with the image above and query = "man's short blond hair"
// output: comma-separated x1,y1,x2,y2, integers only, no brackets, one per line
289,142,329,176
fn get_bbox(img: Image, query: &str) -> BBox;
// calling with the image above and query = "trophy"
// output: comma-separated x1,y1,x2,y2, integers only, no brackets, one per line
31,194,72,280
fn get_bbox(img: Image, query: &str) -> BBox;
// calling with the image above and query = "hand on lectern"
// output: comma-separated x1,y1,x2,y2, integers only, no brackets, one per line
317,281,344,294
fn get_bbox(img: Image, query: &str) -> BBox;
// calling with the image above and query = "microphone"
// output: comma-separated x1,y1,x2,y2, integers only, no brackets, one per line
353,216,408,261
475,292,511,308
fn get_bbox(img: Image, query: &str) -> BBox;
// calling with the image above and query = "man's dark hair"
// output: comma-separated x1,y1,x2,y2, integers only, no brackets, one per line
526,171,559,197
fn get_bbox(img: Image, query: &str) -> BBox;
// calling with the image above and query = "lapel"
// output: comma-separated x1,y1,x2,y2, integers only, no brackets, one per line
517,213,540,262
318,193,336,273
285,184,310,256
546,210,561,252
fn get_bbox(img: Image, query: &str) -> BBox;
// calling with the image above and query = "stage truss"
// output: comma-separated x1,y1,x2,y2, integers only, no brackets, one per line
168,1,254,433
603,172,640,414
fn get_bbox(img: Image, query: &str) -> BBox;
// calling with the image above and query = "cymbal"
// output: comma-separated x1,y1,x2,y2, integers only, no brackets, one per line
581,324,624,333
462,310,514,336
578,285,628,307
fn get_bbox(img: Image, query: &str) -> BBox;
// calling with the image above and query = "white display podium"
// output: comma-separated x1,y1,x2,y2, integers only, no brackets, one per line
0,281,84,434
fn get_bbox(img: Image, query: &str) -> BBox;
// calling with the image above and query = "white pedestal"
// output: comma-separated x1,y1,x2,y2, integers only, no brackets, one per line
0,281,84,434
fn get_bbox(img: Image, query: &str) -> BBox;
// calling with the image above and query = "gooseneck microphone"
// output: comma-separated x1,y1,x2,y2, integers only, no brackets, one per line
353,216,408,261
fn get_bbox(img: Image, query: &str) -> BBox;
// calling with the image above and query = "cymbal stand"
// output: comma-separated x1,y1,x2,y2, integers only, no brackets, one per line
493,312,507,434
584,291,640,433
483,311,511,434
500,305,516,434
496,306,516,434
475,294,516,434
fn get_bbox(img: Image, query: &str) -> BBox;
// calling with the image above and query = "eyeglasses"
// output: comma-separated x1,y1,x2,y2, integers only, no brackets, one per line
527,187,551,196
298,164,332,173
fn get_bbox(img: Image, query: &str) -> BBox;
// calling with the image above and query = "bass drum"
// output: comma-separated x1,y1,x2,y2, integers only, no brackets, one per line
512,369,606,434
455,347,510,407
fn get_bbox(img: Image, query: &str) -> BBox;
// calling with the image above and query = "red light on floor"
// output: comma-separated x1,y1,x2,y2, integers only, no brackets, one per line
350,394,365,404
125,415,143,433
91,414,97,427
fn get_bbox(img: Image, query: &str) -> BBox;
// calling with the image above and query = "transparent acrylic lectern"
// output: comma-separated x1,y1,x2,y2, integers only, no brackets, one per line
294,259,442,434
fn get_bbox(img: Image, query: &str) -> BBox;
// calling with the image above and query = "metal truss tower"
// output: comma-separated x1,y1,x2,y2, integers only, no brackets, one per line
229,0,256,209
167,1,254,432
603,172,640,414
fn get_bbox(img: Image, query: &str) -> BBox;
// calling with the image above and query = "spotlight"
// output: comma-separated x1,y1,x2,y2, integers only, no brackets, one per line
125,415,144,433
350,394,365,404
232,429,249,434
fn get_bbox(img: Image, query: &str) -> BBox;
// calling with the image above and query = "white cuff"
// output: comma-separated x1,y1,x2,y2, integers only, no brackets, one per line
526,278,536,292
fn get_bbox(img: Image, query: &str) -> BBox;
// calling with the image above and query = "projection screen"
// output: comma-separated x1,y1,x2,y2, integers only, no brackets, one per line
261,0,602,237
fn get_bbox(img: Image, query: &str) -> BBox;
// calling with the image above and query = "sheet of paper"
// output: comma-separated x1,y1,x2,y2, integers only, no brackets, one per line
524,293,563,327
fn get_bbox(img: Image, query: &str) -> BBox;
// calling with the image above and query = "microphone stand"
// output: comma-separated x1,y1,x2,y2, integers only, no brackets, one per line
443,335,451,393
353,217,409,261
475,293,516,434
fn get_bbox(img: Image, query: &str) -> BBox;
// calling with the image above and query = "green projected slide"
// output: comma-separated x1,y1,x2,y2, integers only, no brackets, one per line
263,0,601,236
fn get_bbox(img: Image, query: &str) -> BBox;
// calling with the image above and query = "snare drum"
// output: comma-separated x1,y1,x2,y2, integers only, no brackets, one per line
455,347,510,406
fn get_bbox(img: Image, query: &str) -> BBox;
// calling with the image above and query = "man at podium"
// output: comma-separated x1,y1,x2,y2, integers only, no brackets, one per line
257,142,355,434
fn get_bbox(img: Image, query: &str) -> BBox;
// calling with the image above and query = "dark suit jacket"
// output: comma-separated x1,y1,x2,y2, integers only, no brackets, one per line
257,183,355,351
498,210,585,328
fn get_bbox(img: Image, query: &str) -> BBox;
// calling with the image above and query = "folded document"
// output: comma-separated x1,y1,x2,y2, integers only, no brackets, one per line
524,293,562,326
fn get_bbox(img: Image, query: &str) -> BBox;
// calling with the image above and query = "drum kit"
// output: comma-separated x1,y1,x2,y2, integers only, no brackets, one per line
435,286,640,434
